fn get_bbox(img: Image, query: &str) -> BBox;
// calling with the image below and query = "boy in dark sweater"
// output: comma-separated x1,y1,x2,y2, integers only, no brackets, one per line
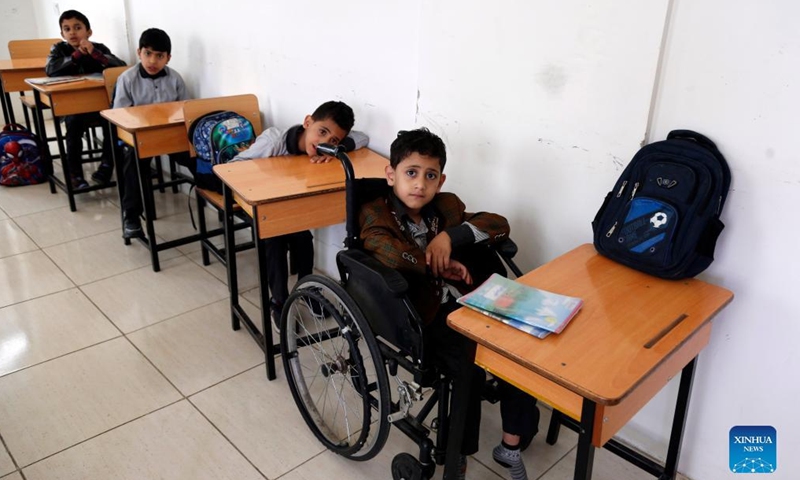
45,9,126,189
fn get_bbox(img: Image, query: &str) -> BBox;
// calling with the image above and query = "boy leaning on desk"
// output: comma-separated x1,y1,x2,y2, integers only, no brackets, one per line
359,128,538,480
45,9,126,190
231,101,369,334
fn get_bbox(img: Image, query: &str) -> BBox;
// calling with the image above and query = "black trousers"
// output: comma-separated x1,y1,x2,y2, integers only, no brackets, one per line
426,300,486,456
497,378,540,441
121,146,194,217
263,230,314,306
64,113,113,178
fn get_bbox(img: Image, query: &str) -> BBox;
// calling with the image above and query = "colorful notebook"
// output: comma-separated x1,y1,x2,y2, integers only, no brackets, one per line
457,273,583,338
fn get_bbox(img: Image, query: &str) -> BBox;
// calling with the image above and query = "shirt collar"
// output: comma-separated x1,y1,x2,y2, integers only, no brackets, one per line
285,125,305,155
389,191,438,228
137,63,169,79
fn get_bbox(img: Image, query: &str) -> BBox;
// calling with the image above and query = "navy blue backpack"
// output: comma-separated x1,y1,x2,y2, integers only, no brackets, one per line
592,130,731,279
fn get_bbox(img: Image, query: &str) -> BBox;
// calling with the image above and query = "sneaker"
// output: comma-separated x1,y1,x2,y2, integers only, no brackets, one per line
492,444,528,480
269,300,283,334
70,175,89,190
122,214,144,239
91,163,113,184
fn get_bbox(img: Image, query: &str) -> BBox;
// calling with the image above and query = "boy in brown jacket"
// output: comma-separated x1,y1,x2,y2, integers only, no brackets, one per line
360,128,536,480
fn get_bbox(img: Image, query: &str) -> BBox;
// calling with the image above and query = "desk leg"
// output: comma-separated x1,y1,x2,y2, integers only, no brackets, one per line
574,399,597,480
223,185,240,330
252,214,277,381
661,358,697,480
107,123,128,243
52,114,77,211
30,91,56,193
1,90,13,125
134,146,160,272
442,370,469,480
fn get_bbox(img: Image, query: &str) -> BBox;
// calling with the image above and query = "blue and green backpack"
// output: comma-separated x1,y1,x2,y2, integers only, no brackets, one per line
189,111,255,192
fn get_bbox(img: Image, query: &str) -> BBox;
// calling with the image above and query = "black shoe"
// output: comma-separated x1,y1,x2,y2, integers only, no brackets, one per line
269,300,283,334
307,288,331,319
91,163,113,184
70,175,89,190
122,215,144,239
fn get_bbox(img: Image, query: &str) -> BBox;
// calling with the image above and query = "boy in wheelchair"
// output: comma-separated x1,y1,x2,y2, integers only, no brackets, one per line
359,128,538,480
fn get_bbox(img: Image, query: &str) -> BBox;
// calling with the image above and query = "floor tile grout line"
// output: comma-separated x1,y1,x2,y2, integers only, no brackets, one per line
0,284,75,316
0,217,38,259
0,335,122,381
0,431,22,479
185,397,271,480
187,361,267,398
14,398,185,472
270,449,329,479
114,291,234,337
536,443,578,480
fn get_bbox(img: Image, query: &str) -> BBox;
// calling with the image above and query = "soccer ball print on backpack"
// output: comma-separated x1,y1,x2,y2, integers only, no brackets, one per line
592,130,731,279
0,124,49,186
189,111,255,192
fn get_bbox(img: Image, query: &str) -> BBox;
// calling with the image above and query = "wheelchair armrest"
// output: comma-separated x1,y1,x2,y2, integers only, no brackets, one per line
337,249,409,296
493,238,518,259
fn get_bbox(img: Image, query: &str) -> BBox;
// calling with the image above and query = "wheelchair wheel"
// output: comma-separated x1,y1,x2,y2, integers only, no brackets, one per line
280,274,391,461
391,453,427,480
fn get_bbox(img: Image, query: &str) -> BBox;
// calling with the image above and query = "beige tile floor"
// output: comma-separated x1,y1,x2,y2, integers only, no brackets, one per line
0,160,658,480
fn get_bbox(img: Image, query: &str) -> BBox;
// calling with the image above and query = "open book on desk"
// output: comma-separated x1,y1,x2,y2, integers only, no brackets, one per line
457,273,583,339
27,73,103,85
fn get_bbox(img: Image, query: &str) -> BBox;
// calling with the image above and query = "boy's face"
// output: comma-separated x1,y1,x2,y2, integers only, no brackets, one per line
137,47,171,76
386,153,446,216
60,18,91,48
300,116,348,157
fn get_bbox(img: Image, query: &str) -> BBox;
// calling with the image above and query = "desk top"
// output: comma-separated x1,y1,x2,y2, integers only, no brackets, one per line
448,244,733,405
214,148,389,206
0,58,46,71
101,101,186,131
25,77,105,94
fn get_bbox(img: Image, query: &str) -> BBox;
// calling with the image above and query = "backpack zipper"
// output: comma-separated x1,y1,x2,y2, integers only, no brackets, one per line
616,180,628,198
630,182,639,199
605,221,617,237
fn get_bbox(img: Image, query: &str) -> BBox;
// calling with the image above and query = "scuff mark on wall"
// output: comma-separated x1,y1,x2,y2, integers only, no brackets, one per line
536,64,567,95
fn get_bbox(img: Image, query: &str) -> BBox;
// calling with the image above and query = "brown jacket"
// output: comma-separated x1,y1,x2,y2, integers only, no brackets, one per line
359,191,510,325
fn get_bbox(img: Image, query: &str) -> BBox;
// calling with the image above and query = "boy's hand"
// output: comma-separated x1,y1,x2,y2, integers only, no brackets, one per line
426,232,452,277
78,39,94,55
440,259,472,285
309,155,333,164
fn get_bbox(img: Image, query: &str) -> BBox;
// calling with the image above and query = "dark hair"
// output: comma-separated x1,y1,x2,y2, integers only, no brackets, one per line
311,101,355,133
59,10,90,31
389,128,447,170
139,28,172,54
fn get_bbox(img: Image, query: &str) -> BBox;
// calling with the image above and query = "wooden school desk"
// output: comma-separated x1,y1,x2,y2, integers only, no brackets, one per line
26,77,114,211
213,149,389,380
0,58,46,125
448,244,734,480
101,101,195,272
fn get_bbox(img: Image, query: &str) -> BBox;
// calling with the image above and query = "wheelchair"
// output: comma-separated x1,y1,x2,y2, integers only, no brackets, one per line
278,144,525,480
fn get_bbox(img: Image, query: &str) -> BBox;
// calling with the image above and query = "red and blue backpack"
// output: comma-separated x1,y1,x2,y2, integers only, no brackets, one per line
0,124,48,186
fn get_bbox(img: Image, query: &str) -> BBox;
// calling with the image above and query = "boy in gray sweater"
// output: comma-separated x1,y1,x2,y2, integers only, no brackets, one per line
232,101,368,331
111,28,192,238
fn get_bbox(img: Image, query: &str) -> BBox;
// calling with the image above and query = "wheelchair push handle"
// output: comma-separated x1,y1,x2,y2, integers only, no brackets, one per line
317,143,359,247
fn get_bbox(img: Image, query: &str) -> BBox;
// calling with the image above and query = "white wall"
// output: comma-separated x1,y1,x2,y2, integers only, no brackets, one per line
644,0,800,478
0,0,39,60
1,0,40,121
24,1,800,478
